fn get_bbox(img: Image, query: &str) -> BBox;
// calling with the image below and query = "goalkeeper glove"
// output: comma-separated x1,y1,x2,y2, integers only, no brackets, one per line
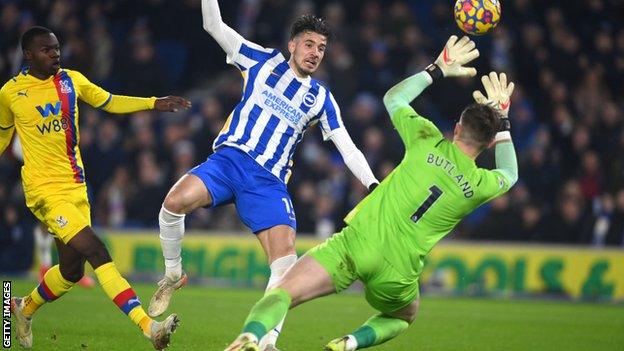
473,71,515,132
426,35,480,80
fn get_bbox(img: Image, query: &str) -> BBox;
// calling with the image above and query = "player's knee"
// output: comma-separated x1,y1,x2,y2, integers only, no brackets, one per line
391,299,419,324
267,234,296,261
404,312,417,324
402,299,420,324
282,287,303,308
82,241,112,268
69,228,112,267
271,242,296,260
163,191,192,214
289,295,303,307
59,264,84,283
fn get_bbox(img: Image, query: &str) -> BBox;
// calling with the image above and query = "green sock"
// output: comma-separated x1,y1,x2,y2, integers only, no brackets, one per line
351,314,409,349
242,288,292,341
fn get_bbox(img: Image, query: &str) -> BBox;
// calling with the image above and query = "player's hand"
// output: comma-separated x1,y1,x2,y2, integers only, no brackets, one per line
472,71,515,117
154,96,192,112
434,35,479,78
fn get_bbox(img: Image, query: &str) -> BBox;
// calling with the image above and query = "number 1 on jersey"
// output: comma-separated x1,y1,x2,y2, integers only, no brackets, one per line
411,185,443,223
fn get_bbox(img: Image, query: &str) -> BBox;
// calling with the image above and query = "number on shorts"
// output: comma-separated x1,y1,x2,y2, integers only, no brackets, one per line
282,197,294,216
411,185,443,223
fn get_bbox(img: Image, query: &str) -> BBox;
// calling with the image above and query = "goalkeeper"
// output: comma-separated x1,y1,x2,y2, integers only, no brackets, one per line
225,35,519,351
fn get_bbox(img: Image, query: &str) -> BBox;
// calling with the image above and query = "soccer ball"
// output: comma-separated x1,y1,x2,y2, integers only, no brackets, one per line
454,0,501,36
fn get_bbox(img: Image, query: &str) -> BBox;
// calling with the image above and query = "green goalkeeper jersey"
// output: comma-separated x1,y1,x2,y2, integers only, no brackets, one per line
344,105,514,277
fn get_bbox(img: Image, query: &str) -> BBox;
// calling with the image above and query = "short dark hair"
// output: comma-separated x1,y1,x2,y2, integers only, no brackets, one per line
21,26,54,51
459,103,501,150
290,14,332,41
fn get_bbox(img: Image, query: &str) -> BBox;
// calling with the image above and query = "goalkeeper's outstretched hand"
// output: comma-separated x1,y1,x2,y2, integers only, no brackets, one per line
434,35,480,78
472,71,515,117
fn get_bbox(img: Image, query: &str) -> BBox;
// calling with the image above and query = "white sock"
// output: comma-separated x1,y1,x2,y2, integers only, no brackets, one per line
35,226,52,267
258,254,297,349
345,335,358,351
158,206,186,281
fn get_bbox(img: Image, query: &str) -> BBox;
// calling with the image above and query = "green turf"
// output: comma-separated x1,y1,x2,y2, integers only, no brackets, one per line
4,279,623,350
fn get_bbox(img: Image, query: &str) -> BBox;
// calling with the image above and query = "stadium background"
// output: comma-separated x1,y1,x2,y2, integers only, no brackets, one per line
1,0,624,301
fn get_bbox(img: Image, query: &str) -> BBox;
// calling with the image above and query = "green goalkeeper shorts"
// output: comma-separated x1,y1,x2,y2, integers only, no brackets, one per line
307,225,420,314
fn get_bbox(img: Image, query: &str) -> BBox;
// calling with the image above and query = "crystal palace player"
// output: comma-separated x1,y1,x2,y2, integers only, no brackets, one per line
150,2,378,350
225,36,519,351
0,26,190,350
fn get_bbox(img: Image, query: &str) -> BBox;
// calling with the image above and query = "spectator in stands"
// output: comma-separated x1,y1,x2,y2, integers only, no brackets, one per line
541,181,595,244
599,190,624,247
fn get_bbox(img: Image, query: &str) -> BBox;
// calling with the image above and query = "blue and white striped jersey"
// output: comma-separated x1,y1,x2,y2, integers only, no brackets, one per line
213,38,344,183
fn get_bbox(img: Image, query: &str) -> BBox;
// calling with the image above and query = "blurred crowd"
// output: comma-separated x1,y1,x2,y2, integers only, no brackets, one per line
1,0,623,247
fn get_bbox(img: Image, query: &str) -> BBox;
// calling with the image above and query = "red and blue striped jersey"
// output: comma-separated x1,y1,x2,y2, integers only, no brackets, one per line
0,68,111,188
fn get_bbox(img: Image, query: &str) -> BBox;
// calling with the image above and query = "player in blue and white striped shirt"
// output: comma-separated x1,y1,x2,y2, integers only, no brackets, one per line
150,1,379,350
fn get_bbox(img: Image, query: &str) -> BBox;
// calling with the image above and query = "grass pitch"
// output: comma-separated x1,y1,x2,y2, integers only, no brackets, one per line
4,279,623,350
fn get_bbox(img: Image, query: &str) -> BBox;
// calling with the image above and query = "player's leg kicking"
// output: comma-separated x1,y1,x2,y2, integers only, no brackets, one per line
254,225,297,351
12,191,179,350
35,223,95,288
323,300,419,351
13,236,94,348
151,147,300,351
225,255,336,351
13,227,179,349
226,226,420,351
149,174,206,318
322,234,421,350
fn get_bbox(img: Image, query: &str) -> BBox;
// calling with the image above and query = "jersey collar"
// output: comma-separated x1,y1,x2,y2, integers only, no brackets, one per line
22,67,62,83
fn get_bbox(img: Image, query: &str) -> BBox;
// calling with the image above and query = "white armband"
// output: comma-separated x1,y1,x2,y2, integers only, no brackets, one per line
495,131,511,143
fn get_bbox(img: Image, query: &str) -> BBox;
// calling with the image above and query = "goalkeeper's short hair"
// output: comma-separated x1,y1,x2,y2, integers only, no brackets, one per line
459,103,501,150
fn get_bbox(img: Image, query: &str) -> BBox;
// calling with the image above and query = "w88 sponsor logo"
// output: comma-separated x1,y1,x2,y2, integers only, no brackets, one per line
37,117,71,135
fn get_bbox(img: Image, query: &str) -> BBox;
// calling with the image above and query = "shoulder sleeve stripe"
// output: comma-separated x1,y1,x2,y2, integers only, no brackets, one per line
96,93,113,109
434,139,445,147
0,124,14,130
239,43,278,63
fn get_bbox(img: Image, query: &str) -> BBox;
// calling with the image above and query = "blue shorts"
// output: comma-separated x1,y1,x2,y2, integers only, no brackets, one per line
189,146,296,233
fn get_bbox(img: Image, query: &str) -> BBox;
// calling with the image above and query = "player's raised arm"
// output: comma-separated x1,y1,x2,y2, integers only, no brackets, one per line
382,36,479,150
383,35,479,117
0,88,15,156
382,71,433,119
201,0,244,56
202,0,276,70
71,70,191,114
474,71,519,189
